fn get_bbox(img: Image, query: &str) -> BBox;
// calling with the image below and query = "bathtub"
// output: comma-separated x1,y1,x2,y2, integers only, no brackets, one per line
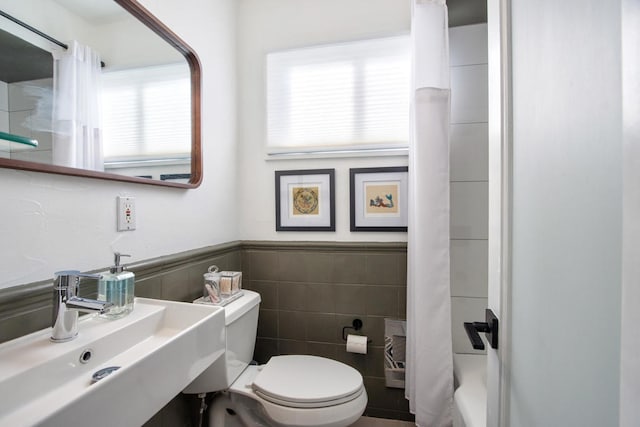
452,354,487,427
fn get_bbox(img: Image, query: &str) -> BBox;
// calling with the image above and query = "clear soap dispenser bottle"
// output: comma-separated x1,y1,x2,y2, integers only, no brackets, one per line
98,252,135,318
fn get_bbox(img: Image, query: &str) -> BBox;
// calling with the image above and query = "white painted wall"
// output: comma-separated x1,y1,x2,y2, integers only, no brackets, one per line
236,0,411,242
509,0,622,425
0,0,93,51
0,0,182,72
0,0,238,290
86,11,184,70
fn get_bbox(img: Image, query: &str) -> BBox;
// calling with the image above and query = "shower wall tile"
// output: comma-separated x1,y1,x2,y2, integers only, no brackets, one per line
0,111,8,133
8,83,36,111
450,182,489,239
451,296,488,354
450,23,488,66
450,64,488,124
0,81,8,111
8,79,52,112
450,123,489,182
9,110,31,137
449,23,489,360
451,239,488,298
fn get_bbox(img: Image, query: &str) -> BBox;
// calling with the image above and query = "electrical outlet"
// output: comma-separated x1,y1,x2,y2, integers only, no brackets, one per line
117,196,136,231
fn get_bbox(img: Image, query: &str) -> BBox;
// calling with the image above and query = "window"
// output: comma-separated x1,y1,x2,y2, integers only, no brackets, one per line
101,63,191,163
266,35,410,154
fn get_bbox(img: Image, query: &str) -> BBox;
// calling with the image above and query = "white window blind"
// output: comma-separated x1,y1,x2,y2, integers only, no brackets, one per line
267,35,410,154
101,63,191,162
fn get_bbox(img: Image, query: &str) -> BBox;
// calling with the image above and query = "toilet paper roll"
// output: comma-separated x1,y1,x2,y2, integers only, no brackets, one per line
346,334,368,354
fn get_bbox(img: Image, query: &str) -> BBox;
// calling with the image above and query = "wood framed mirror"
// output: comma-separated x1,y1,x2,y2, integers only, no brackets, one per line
0,0,202,188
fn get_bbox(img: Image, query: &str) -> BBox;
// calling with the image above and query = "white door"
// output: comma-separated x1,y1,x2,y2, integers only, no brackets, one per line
485,0,510,425
486,0,628,425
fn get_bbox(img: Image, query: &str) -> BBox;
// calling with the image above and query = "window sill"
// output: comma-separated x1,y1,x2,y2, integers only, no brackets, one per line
104,157,190,169
264,146,408,161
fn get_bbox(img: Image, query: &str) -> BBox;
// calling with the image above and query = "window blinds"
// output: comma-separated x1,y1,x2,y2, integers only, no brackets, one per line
101,63,191,162
266,35,410,153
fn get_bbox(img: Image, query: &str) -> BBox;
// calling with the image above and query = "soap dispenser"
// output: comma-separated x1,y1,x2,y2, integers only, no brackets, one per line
98,252,135,318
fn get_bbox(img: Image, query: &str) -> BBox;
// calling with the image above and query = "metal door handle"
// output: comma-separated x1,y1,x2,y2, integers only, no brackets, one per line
463,309,499,350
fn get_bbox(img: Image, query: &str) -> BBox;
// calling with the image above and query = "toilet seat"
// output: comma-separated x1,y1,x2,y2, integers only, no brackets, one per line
251,355,364,408
227,357,367,427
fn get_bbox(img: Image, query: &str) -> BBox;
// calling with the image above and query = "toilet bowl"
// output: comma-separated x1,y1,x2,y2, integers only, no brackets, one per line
183,290,367,427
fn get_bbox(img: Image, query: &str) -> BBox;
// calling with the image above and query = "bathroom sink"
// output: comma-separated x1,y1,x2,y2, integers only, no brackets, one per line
0,298,225,427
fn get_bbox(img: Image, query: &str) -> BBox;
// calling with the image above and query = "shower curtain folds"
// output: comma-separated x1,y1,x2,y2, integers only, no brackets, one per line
406,1,453,427
52,41,104,171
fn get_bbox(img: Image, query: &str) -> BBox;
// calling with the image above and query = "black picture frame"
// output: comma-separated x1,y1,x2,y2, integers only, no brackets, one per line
275,169,335,231
350,166,408,232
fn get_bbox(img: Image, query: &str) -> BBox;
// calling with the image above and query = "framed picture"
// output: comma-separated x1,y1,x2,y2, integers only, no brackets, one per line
275,169,335,231
350,167,408,232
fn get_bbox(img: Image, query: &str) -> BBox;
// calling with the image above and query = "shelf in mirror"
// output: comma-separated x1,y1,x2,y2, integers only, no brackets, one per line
0,131,38,152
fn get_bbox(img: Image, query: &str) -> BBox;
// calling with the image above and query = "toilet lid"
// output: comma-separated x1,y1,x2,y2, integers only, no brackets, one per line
252,355,364,408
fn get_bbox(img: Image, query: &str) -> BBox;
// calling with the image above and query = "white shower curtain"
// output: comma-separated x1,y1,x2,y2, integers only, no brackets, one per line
406,1,453,427
52,41,104,171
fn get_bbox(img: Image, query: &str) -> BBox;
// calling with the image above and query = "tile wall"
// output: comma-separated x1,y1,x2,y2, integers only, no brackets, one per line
0,242,410,425
449,23,489,355
242,241,411,421
0,78,54,164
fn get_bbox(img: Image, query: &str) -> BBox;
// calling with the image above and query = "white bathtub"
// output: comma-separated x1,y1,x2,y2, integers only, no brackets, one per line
452,354,487,427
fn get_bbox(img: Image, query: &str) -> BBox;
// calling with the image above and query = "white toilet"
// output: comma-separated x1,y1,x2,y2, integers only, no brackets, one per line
183,290,368,427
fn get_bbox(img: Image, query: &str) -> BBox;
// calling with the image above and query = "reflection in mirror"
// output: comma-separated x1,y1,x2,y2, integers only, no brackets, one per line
0,0,201,187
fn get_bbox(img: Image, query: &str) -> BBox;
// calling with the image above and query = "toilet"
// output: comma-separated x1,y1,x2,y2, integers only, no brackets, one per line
183,290,368,427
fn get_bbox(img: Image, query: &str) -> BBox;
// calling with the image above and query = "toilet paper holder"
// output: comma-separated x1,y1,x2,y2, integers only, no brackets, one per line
341,318,372,343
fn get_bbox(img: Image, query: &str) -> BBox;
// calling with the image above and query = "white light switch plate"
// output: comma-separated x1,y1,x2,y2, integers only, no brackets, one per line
117,196,136,231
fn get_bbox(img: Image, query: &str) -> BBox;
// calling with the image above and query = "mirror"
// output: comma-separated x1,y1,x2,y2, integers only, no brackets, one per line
0,0,201,188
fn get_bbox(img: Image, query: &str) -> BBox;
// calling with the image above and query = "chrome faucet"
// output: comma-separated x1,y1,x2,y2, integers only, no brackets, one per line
51,270,113,342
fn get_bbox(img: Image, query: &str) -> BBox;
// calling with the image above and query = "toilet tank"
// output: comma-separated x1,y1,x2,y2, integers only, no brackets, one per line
183,290,261,394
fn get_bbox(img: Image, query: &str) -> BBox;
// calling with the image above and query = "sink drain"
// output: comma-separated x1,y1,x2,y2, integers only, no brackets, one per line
91,366,120,383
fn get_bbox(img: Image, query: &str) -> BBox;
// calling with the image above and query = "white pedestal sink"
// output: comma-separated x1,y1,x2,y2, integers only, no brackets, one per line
0,298,225,427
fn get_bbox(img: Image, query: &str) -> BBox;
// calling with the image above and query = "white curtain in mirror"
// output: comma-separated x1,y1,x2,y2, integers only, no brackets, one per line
52,41,103,171
406,1,453,426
